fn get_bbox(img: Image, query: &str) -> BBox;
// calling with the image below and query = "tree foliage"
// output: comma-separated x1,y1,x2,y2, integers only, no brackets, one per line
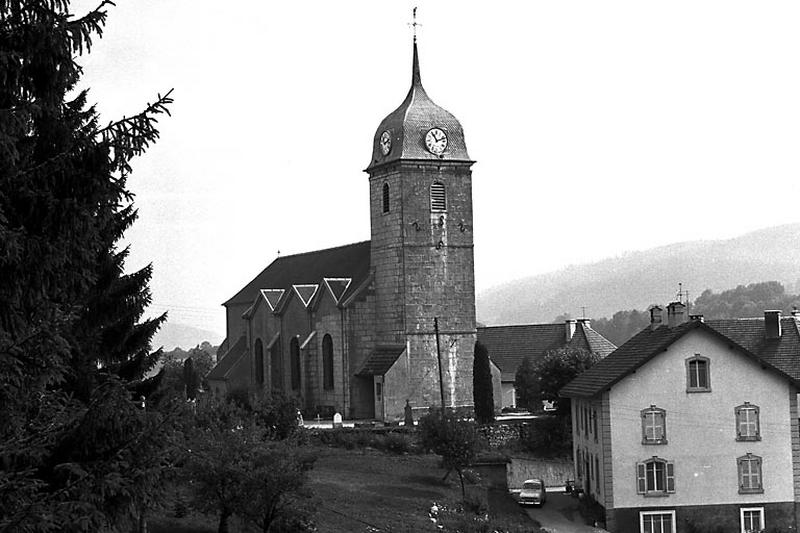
0,1,174,530
184,396,315,533
472,341,494,424
418,410,478,502
535,348,601,418
513,356,538,411
590,309,651,346
692,281,800,319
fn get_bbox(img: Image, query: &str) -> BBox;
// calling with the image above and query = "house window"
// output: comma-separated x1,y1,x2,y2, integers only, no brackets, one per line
254,338,264,386
640,511,676,533
382,183,390,214
740,507,764,533
641,406,667,445
430,182,446,211
636,457,675,495
322,334,334,390
735,403,760,441
686,354,711,392
737,454,763,494
290,337,301,391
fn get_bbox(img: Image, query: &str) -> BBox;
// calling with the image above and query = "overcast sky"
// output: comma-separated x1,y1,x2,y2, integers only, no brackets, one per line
73,1,800,338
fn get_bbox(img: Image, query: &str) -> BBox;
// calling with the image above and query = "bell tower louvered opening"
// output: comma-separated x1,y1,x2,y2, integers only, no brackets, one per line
430,181,446,212
382,182,390,213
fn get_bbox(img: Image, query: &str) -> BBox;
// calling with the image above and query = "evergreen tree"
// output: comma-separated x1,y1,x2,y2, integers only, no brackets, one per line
514,355,538,411
472,341,495,424
0,1,173,530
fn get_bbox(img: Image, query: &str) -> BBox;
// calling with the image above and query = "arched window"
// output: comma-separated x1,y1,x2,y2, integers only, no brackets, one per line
322,334,334,390
290,337,301,391
382,183,390,214
270,339,282,389
254,338,264,386
430,181,446,212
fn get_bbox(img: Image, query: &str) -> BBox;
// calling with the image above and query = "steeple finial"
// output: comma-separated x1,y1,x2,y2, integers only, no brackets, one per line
410,7,421,87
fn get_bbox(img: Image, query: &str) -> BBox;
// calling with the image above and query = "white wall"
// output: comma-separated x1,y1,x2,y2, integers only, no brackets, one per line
609,328,794,509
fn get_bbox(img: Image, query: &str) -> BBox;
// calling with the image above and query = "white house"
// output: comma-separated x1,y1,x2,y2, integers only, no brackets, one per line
561,302,800,533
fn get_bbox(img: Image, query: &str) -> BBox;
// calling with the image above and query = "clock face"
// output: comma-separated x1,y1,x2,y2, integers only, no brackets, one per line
425,128,447,155
379,131,391,156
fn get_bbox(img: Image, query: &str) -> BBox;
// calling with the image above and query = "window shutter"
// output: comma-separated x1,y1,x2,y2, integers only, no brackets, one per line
735,406,742,437
666,462,675,493
430,182,446,211
636,462,646,494
737,458,744,490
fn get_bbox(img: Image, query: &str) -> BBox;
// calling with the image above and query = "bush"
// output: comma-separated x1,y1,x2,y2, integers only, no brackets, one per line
520,416,571,457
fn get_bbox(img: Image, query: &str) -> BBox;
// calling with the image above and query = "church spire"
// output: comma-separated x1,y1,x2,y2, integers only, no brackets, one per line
410,7,422,88
412,38,421,88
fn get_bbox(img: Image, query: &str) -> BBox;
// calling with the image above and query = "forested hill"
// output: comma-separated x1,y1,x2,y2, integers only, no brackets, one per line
590,281,800,346
477,223,800,327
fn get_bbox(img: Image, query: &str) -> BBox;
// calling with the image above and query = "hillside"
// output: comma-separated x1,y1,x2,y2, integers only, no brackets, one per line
477,223,800,325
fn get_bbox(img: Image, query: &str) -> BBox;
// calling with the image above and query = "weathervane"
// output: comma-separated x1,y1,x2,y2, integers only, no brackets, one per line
409,6,421,42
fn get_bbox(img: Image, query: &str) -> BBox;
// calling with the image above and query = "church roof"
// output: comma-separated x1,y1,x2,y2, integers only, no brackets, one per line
560,317,800,399
206,335,247,381
224,241,371,307
366,39,471,171
357,345,406,376
477,322,617,382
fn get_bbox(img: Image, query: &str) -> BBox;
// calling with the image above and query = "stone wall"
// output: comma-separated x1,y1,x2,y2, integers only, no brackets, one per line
507,457,574,490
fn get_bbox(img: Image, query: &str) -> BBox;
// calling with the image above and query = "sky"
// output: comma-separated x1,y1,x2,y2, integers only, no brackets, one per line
72,1,800,340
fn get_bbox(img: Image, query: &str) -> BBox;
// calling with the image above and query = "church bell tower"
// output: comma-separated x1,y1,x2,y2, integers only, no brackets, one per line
365,32,476,410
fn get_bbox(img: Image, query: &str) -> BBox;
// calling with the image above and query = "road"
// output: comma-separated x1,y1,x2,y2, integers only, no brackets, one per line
520,492,607,533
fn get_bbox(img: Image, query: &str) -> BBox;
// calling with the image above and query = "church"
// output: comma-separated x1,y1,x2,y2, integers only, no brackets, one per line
207,35,478,422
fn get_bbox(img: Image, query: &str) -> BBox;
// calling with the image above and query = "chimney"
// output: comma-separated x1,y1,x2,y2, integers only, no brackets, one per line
792,307,800,319
565,319,577,342
650,306,664,330
765,310,782,339
577,317,592,329
689,314,704,323
666,301,688,328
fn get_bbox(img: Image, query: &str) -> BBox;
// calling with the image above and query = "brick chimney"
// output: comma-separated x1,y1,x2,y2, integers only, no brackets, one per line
666,301,688,328
765,310,782,339
650,305,664,330
565,319,577,342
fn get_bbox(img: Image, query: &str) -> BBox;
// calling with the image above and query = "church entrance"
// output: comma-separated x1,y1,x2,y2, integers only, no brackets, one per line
373,376,384,420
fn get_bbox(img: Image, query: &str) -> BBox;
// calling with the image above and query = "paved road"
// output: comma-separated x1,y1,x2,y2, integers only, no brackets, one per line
520,493,607,533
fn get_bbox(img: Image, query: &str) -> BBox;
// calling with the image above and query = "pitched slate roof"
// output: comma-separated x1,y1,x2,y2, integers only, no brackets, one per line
477,322,617,382
560,317,800,398
224,241,371,307
356,345,406,376
207,336,247,381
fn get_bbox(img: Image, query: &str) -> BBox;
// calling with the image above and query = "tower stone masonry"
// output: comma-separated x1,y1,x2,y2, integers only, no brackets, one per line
366,39,477,411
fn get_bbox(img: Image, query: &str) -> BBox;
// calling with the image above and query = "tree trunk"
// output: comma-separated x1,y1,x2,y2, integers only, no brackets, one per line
218,508,232,533
137,505,147,533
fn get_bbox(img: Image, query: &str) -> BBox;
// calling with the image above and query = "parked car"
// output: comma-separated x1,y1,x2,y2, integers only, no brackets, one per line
518,478,547,507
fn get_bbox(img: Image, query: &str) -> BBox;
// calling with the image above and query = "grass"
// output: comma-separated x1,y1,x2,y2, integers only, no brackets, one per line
150,445,540,532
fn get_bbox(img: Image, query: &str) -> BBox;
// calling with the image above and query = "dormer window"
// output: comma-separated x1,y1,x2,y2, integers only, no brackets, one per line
430,182,446,212
382,183,390,214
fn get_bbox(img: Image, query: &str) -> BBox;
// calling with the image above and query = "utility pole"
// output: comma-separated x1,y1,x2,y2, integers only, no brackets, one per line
434,317,445,415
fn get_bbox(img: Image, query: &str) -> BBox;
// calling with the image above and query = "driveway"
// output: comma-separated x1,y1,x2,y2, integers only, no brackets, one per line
520,492,607,533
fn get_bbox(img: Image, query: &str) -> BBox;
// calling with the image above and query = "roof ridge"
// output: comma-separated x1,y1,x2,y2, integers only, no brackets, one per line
274,240,370,261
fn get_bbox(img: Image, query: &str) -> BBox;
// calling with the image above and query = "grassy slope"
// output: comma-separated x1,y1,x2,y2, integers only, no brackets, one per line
310,447,535,533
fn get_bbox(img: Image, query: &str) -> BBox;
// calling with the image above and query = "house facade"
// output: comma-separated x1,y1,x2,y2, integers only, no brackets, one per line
561,303,800,532
207,36,477,422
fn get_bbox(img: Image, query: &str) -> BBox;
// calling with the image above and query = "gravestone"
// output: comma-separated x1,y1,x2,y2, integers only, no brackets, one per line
333,412,343,428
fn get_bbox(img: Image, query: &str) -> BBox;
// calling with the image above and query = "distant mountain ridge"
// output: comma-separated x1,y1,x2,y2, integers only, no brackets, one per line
477,224,800,325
